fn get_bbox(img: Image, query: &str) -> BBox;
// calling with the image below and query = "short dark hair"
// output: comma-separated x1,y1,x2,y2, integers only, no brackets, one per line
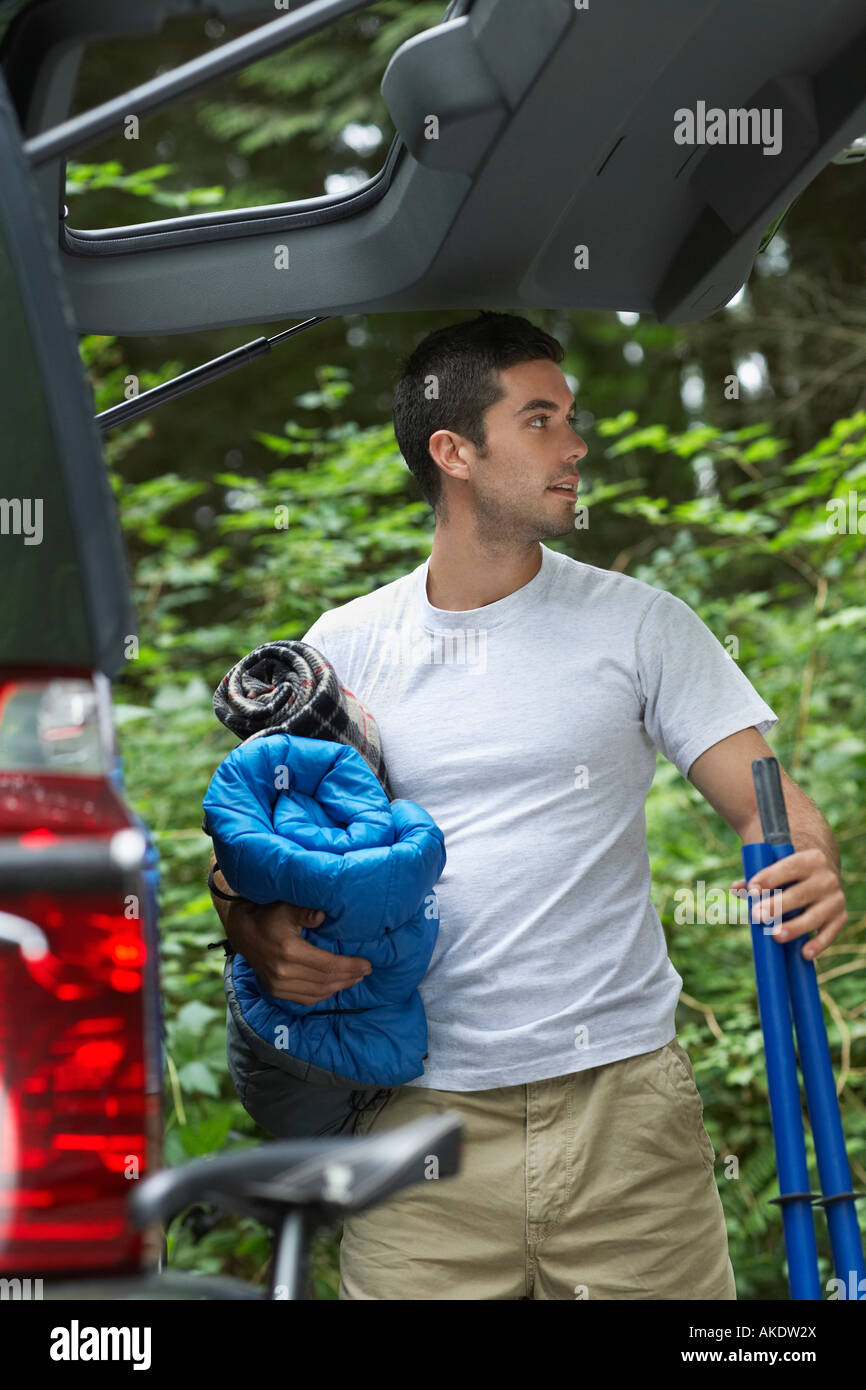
391,311,565,513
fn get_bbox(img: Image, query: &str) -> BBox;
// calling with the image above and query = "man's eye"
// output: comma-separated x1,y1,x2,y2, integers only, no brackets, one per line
530,414,578,429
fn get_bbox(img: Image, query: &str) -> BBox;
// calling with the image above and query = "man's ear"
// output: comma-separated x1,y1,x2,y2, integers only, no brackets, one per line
428,428,471,485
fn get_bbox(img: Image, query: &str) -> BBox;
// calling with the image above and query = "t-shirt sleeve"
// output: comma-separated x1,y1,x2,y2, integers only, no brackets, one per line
300,614,356,684
635,588,779,780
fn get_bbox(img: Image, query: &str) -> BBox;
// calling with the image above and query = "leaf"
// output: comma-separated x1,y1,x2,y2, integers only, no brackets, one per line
816,607,866,631
669,425,719,457
177,1061,222,1098
605,424,670,454
176,1000,221,1035
177,1111,234,1156
595,410,638,437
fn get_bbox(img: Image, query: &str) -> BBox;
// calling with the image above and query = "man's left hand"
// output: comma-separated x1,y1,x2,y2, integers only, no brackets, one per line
730,848,847,960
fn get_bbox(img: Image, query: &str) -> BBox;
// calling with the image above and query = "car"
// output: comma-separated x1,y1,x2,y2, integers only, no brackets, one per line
1,0,864,1299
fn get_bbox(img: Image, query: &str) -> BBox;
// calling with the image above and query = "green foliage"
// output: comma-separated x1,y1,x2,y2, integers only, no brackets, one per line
67,159,226,212
196,3,446,162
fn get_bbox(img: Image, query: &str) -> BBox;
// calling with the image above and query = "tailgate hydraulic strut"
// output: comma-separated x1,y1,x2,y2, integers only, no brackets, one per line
94,315,331,433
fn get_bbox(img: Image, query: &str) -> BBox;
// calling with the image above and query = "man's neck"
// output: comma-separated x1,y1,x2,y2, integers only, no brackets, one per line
425,526,543,611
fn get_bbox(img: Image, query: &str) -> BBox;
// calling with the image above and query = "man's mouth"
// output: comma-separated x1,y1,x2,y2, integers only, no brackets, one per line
548,482,579,498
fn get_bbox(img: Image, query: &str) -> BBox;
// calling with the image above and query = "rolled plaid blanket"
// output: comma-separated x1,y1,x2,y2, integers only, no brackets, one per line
212,639,394,799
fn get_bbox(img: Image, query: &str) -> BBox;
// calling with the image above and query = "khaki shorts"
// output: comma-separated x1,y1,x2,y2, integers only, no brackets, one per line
340,1038,737,1300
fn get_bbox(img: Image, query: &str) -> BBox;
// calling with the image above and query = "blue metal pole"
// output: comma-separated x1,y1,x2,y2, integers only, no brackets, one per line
775,881,866,1299
742,839,821,1299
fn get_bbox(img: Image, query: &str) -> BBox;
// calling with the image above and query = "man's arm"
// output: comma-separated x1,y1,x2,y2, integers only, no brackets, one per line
686,725,847,959
208,846,241,931
207,847,372,1001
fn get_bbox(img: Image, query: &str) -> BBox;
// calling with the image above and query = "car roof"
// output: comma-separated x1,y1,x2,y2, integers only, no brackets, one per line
4,0,866,337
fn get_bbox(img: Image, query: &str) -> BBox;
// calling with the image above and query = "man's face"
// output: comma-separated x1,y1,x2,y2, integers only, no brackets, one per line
462,359,587,544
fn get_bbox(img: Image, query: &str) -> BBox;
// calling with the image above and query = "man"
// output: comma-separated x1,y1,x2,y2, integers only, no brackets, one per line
208,311,847,1300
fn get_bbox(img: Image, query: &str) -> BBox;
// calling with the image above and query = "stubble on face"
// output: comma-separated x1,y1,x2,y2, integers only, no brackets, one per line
469,442,576,553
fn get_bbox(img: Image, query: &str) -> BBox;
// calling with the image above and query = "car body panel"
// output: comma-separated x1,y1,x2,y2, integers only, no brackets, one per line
0,71,134,675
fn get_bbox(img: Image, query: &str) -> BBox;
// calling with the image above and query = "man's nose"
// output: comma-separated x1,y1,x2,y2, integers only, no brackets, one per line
568,433,588,463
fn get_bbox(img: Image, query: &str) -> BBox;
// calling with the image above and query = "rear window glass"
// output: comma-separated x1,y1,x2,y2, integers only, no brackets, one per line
65,3,450,232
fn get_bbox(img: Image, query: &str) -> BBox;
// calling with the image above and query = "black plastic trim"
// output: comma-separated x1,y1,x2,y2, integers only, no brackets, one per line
61,135,406,256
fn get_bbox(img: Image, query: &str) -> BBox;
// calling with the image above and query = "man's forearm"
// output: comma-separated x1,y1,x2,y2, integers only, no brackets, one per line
741,780,841,878
208,847,243,930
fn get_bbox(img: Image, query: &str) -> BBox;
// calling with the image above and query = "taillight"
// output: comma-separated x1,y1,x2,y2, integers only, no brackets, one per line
0,671,161,1276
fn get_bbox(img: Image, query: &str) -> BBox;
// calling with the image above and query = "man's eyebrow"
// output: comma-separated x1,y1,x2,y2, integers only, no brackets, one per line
515,396,576,416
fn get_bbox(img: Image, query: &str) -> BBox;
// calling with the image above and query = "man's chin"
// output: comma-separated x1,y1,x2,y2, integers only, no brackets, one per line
470,496,577,546
535,508,577,541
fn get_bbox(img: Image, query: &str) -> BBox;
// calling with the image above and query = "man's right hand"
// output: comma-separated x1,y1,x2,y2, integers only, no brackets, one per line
222,897,372,1004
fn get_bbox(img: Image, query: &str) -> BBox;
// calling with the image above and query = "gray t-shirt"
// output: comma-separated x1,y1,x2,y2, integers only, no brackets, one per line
302,544,778,1091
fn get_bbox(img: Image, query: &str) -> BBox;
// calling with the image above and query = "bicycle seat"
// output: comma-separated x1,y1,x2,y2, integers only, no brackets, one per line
129,1111,463,1227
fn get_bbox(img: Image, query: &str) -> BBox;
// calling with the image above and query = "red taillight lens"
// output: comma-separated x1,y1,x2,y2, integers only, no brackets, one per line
0,672,161,1276
0,771,135,834
0,887,159,1273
